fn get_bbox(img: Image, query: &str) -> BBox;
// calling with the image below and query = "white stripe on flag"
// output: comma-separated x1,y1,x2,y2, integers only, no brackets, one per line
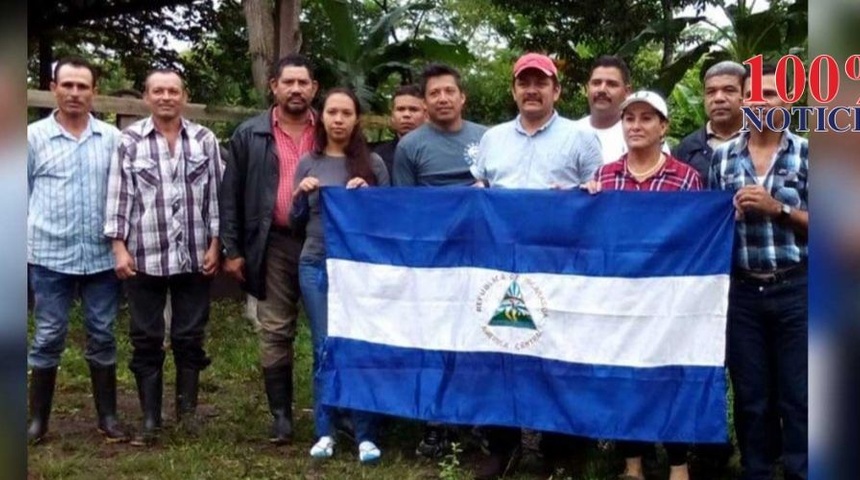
327,259,728,368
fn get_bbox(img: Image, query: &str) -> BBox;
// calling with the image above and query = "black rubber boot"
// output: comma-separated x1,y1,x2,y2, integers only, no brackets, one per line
263,365,293,445
88,362,128,443
27,367,58,444
130,369,162,446
175,367,200,435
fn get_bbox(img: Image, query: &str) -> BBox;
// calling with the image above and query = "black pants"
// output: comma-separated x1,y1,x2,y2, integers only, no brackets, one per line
728,270,807,480
127,272,212,376
485,426,589,460
617,441,688,466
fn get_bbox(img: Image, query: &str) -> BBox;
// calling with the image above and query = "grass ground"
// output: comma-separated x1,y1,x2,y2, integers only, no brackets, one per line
27,299,741,480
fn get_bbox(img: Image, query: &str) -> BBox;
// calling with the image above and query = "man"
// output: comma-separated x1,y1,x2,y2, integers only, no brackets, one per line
219,54,318,446
673,60,747,471
576,55,632,164
392,63,487,458
372,84,425,174
470,52,603,480
393,63,487,187
710,64,808,480
105,69,223,446
674,61,746,181
27,56,127,444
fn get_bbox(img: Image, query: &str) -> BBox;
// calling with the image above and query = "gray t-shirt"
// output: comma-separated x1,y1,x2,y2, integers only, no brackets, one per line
392,121,487,186
292,152,389,261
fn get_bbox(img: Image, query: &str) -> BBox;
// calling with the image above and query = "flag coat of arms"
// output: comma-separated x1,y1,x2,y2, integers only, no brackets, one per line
319,187,734,443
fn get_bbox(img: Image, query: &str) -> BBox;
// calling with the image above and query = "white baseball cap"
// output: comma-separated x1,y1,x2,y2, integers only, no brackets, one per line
620,90,669,120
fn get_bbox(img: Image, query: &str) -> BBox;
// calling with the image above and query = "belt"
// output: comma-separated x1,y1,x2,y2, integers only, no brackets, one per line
732,264,807,285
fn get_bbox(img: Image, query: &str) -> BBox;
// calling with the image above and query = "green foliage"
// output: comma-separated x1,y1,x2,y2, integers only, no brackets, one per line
28,1,218,90
668,63,707,144
438,441,465,480
180,0,263,109
313,0,474,114
461,54,518,127
702,0,809,67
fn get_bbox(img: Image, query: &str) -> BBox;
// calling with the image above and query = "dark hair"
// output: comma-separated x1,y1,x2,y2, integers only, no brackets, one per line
53,55,98,85
419,63,464,97
744,63,778,81
314,87,376,185
270,53,316,81
393,84,423,101
589,55,631,85
143,68,185,92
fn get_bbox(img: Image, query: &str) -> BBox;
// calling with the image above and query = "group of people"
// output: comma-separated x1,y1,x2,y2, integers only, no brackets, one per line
27,49,807,480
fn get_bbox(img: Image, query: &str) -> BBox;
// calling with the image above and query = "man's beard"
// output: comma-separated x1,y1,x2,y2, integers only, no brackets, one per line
280,97,309,114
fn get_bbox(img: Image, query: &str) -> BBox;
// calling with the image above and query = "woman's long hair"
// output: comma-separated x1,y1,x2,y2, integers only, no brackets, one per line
313,87,376,186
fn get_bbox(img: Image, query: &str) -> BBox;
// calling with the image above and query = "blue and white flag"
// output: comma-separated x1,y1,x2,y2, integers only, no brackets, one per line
319,187,734,443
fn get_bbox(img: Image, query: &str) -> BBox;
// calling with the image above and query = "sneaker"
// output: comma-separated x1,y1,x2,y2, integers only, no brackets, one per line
310,436,335,458
415,426,450,458
358,440,381,464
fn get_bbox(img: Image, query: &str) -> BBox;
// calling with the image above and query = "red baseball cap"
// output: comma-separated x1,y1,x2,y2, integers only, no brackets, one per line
513,53,558,78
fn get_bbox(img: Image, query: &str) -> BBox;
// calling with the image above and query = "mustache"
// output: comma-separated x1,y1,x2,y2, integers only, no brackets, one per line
593,93,610,101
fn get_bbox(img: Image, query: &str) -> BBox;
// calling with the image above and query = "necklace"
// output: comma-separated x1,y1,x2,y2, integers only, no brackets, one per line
627,153,665,179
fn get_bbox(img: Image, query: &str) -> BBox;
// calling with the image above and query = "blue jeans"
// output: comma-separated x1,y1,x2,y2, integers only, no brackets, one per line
299,258,376,442
28,264,121,369
728,270,808,480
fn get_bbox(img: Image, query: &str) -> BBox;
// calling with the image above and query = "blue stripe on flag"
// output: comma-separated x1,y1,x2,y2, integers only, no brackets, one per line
321,187,735,277
319,338,728,443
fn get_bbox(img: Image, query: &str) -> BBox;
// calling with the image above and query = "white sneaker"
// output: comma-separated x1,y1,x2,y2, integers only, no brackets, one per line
310,436,335,458
358,440,381,464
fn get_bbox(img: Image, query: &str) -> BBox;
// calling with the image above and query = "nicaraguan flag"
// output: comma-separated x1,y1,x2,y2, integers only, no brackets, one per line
319,187,734,442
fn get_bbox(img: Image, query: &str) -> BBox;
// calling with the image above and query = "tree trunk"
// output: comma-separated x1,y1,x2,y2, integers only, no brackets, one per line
243,0,276,103
276,0,302,58
660,0,673,69
38,33,54,118
39,33,53,90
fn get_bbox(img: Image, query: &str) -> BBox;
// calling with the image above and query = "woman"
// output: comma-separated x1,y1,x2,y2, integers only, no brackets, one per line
291,87,390,463
584,90,701,480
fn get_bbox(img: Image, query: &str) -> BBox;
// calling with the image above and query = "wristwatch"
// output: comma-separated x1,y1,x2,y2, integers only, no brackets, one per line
779,203,791,217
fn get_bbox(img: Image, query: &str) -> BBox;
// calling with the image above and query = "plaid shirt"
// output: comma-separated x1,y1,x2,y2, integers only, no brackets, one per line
708,130,808,272
594,153,702,192
271,109,315,227
104,117,224,276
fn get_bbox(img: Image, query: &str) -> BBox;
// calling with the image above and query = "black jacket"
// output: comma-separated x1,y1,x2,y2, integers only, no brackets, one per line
672,126,713,183
371,138,398,177
219,108,294,299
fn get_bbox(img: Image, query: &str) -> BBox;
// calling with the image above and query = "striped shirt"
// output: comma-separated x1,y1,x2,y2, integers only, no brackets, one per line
104,117,224,277
271,109,315,227
594,153,702,192
709,130,808,272
28,111,120,275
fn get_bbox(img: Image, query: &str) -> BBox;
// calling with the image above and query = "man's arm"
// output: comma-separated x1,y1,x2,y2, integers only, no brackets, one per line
707,149,722,191
392,141,418,186
103,141,133,243
576,129,604,185
201,133,223,276
104,140,137,279
26,140,35,199
470,131,490,187
204,132,223,240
